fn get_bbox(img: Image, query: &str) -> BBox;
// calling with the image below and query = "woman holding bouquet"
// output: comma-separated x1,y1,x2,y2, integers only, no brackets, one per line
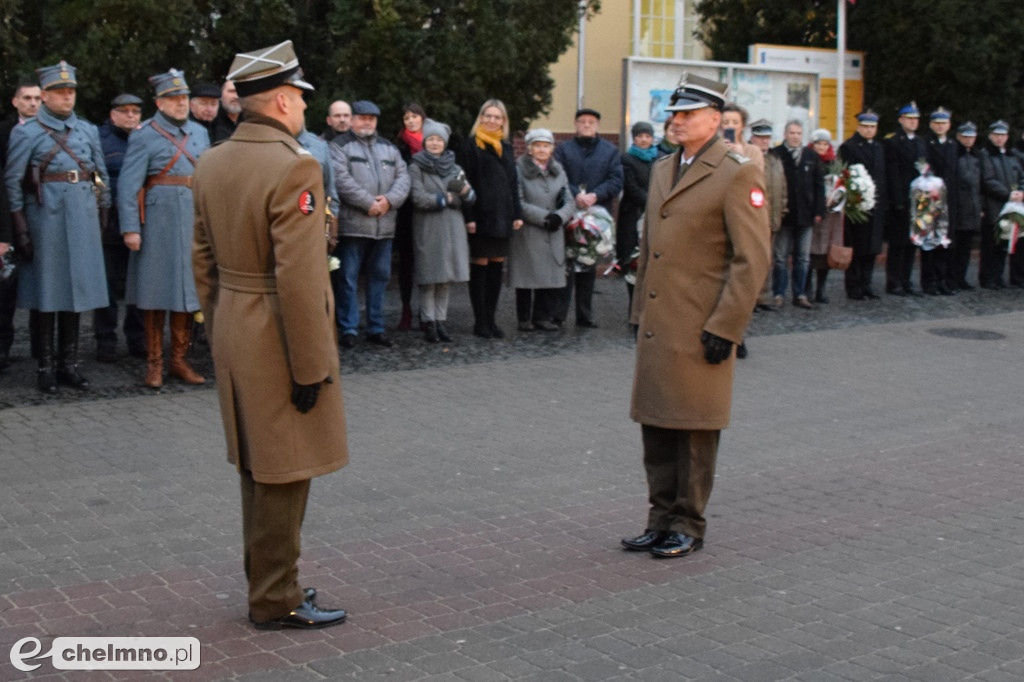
456,100,522,338
511,128,574,331
808,129,840,303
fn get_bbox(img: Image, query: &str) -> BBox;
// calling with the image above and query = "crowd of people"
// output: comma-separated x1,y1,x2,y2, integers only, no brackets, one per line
1,61,1022,394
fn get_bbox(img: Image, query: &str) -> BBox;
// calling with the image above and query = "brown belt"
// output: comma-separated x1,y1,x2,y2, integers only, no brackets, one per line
41,170,93,184
217,268,277,294
145,175,193,188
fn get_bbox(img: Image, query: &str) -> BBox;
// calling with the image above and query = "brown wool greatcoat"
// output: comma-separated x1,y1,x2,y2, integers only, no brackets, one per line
192,120,348,484
629,139,771,430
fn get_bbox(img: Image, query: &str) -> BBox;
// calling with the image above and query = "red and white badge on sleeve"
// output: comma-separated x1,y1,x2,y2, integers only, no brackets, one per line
298,190,316,215
749,188,765,208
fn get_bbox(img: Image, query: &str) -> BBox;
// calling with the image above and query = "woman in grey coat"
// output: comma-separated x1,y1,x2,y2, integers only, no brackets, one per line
511,129,574,331
408,120,475,342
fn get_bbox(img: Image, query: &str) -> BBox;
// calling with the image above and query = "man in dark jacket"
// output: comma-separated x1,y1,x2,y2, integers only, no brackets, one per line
950,122,983,289
979,120,1024,288
188,81,221,136
0,82,41,370
772,120,825,308
210,80,240,143
553,108,623,328
922,107,958,295
94,94,146,362
839,109,887,300
884,101,928,296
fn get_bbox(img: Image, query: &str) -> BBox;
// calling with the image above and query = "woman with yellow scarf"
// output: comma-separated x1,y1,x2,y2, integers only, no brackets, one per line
456,99,523,338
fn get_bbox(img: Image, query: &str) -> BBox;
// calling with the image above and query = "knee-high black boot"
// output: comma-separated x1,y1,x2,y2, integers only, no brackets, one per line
814,268,829,303
469,263,490,338
35,311,56,393
56,311,89,390
485,261,505,339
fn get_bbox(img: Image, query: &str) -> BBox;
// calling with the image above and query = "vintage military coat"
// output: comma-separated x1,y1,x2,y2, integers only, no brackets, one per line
629,139,770,430
4,105,110,312
119,112,209,312
193,119,347,484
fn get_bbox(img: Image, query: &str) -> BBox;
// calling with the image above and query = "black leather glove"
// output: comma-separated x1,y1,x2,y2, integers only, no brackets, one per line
11,211,32,262
290,379,323,414
542,213,563,232
700,330,734,365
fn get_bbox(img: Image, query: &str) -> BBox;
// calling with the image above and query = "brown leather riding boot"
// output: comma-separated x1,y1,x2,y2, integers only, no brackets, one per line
144,310,165,388
168,312,205,384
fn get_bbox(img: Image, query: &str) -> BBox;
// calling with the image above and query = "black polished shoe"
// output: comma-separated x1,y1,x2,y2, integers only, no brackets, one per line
340,333,356,349
886,286,906,297
938,286,956,296
366,333,393,348
905,287,923,297
847,292,866,301
37,369,57,394
489,323,505,339
621,529,669,552
576,319,599,328
923,287,939,296
863,289,881,299
251,599,347,630
473,323,492,339
957,280,975,291
649,531,704,558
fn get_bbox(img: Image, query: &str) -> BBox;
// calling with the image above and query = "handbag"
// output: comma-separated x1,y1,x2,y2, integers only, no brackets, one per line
827,242,853,270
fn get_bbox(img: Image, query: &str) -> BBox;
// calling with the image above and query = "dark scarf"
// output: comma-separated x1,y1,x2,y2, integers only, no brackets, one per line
412,148,456,177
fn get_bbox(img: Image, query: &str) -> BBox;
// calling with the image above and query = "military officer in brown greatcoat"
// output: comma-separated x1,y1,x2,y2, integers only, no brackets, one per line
192,41,348,630
623,73,770,558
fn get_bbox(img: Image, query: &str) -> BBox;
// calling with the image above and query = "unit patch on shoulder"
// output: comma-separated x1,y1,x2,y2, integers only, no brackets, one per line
750,188,765,208
298,190,316,215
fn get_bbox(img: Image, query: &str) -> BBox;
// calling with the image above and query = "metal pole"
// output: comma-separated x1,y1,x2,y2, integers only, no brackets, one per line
837,0,846,141
577,1,588,110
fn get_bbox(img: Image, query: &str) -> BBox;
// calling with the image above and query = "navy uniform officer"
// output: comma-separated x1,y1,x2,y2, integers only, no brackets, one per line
4,61,110,393
118,69,210,389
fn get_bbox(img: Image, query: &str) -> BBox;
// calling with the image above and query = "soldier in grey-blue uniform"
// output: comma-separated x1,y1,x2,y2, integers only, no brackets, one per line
5,60,110,393
118,69,210,389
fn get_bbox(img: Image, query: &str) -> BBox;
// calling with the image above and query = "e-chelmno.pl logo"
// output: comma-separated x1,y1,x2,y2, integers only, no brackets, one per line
10,637,200,672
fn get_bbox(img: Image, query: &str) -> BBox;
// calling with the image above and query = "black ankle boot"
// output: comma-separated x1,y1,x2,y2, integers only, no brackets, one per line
424,321,438,343
435,322,452,342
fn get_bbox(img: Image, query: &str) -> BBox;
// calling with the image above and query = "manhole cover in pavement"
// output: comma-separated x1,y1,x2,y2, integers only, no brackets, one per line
928,327,1006,340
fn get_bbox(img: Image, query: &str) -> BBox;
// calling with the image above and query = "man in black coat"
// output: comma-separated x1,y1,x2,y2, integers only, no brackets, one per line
0,82,42,371
884,101,928,296
771,120,825,308
922,107,958,295
978,120,1024,288
950,122,983,289
839,109,887,300
94,94,146,362
553,108,623,328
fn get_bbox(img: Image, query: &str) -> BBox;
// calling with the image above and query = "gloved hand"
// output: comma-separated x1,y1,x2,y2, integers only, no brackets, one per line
542,213,563,232
11,211,32,262
290,379,323,414
700,330,734,365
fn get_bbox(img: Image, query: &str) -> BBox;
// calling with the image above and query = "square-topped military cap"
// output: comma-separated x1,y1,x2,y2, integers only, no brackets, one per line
227,40,314,98
37,60,77,90
666,72,728,112
149,69,190,98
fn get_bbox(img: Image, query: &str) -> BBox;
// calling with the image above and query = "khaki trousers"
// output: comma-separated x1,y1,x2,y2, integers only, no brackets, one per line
239,468,310,622
641,425,720,539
